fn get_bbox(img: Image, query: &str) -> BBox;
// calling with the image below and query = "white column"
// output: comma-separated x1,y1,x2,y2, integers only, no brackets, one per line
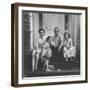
29,13,34,71
29,13,33,50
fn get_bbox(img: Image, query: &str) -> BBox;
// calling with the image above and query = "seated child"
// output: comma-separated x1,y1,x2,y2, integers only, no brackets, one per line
41,36,52,71
63,32,76,62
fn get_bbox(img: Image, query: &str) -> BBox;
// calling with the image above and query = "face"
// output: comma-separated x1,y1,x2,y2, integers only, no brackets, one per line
65,33,69,39
39,30,45,37
48,37,52,43
54,28,59,36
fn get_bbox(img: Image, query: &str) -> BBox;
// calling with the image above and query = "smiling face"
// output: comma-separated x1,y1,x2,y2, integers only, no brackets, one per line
64,33,70,40
39,29,45,38
46,36,51,43
39,30,45,37
48,37,52,44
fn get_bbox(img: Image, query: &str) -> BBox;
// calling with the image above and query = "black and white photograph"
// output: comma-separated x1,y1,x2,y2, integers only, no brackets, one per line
11,3,87,86
23,11,80,77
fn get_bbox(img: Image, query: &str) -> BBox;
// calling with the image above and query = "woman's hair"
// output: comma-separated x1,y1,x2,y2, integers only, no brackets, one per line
64,32,70,39
38,28,45,34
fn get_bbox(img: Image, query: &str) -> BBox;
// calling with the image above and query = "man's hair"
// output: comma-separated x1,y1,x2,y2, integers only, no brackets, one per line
54,27,59,32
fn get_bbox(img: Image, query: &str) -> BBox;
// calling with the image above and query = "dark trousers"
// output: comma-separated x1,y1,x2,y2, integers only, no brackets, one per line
50,46,64,69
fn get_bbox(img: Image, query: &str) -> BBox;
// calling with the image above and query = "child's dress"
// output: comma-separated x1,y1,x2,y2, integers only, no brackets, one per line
41,42,52,59
63,38,76,59
36,36,52,70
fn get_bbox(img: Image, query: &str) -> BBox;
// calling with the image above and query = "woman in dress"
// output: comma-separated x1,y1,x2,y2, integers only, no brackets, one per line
63,32,76,62
35,28,46,71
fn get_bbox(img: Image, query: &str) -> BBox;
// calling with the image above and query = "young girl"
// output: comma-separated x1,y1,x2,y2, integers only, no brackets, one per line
63,32,76,62
41,36,52,71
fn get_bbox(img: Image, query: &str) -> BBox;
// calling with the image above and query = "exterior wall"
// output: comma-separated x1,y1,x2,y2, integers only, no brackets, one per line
68,15,80,47
43,13,65,37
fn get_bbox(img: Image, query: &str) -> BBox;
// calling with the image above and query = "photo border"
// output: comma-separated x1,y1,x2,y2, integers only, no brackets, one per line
11,3,88,87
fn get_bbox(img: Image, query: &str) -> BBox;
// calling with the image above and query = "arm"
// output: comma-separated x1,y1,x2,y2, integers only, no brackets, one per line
50,37,55,47
68,38,73,48
58,35,63,52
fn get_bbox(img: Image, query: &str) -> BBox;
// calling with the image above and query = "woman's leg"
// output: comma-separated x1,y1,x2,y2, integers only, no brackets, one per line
35,53,39,70
45,60,49,71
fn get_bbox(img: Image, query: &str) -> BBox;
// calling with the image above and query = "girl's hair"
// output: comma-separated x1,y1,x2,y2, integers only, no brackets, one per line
38,28,45,34
46,36,51,41
64,32,70,39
